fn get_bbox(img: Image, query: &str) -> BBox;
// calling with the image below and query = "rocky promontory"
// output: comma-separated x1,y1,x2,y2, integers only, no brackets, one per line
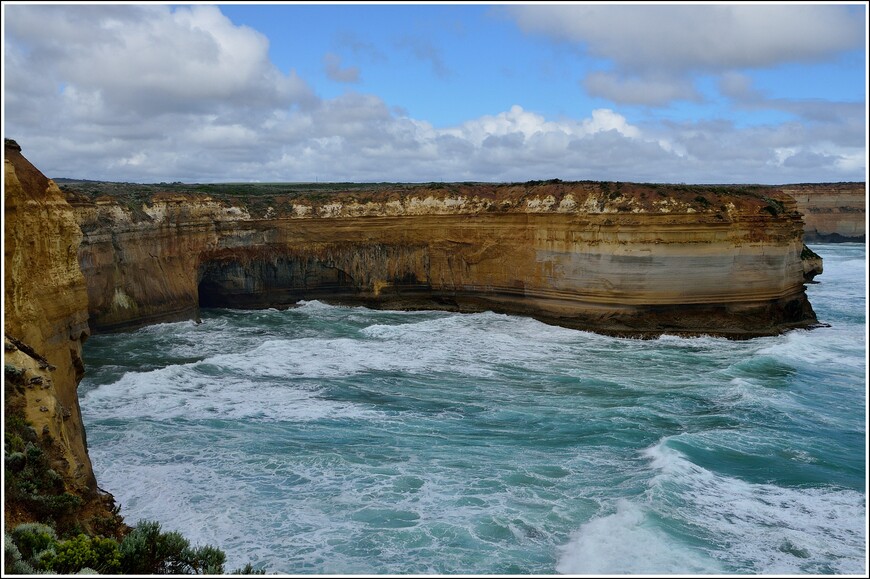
64,178,821,339
4,140,120,533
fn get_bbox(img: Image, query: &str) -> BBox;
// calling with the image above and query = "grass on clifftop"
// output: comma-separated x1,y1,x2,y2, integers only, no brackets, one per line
58,177,790,221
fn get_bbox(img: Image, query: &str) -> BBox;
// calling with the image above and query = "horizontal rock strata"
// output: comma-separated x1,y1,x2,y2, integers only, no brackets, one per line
4,140,117,529
781,183,866,242
69,181,819,338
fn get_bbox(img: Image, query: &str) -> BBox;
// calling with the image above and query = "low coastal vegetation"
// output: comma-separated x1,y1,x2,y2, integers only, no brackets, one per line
4,520,266,575
4,395,265,575
57,176,798,222
56,176,776,203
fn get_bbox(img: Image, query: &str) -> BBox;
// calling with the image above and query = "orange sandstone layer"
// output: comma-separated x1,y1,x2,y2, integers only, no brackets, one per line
3,140,115,528
780,183,866,242
70,181,818,338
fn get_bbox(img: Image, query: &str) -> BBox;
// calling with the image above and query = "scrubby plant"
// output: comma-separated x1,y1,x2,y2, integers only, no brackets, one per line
761,196,785,216
694,195,711,207
4,363,26,384
5,532,36,575
119,520,173,574
801,244,821,260
6,524,61,574
188,544,227,574
42,533,122,574
120,519,227,574
4,410,83,530
233,562,268,575
5,412,245,575
6,520,247,575
9,522,57,562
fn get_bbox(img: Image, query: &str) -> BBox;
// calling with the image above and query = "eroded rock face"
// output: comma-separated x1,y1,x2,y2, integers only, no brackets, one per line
72,181,818,338
781,183,866,242
4,140,100,524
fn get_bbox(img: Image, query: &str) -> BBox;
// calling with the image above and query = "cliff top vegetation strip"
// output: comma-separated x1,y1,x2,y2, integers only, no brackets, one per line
55,177,835,220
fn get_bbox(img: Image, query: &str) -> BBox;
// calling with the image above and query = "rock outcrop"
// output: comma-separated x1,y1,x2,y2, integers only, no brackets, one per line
782,183,866,242
4,140,118,531
69,181,819,338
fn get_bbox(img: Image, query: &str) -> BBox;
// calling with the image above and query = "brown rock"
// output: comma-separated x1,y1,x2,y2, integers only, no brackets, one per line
780,183,866,242
4,140,120,532
73,181,819,338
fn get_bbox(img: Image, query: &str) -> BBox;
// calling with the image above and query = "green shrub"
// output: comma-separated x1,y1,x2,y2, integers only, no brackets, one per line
33,546,59,572
4,532,34,575
801,244,821,260
120,519,227,575
8,520,233,575
761,196,785,216
7,525,58,574
120,520,164,574
233,562,268,574
4,413,83,527
10,522,57,561
5,451,26,472
4,363,26,384
28,491,83,519
189,544,227,574
47,534,121,574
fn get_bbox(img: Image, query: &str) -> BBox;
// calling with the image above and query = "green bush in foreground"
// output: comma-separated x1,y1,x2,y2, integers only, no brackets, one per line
44,533,122,574
9,522,57,562
4,412,264,574
5,532,35,575
5,519,265,575
120,520,226,574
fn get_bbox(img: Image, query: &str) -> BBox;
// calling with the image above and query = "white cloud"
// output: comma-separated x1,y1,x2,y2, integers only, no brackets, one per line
507,4,864,73
583,72,702,106
5,4,316,116
506,4,865,110
3,4,864,185
717,73,866,148
442,105,641,147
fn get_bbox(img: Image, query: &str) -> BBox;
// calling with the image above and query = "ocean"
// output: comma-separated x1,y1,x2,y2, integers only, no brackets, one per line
79,243,867,575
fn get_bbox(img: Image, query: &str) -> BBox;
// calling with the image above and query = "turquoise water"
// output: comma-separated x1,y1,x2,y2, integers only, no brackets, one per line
79,244,866,574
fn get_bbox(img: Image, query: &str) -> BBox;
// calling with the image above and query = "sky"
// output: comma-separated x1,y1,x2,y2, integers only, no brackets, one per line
2,1,867,184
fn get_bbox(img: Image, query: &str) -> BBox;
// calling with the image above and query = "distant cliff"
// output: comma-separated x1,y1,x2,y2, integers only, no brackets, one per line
781,183,866,242
66,179,820,339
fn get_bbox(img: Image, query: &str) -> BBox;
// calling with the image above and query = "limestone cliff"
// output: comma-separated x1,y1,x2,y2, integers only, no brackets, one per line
3,140,117,532
781,183,866,242
70,181,819,338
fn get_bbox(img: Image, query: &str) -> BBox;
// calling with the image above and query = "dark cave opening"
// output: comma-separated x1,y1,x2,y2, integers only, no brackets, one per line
197,278,228,309
196,256,359,310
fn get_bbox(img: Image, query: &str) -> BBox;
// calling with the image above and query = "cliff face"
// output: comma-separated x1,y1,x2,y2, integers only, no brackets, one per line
781,183,866,242
71,182,817,338
3,141,116,530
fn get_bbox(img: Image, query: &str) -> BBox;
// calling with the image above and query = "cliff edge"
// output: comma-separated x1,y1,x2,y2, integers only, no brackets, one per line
68,179,819,338
4,139,120,533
